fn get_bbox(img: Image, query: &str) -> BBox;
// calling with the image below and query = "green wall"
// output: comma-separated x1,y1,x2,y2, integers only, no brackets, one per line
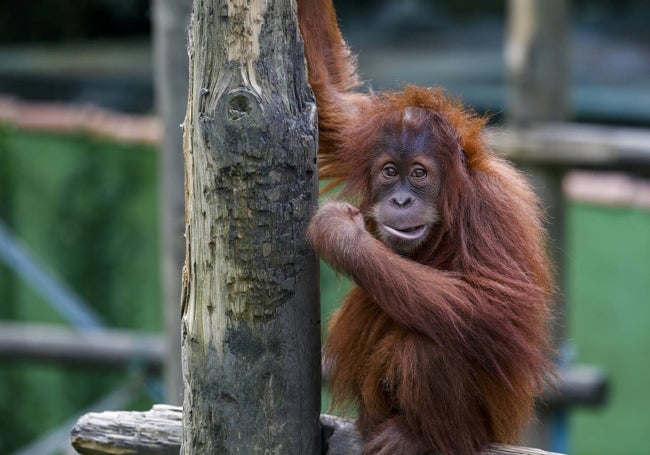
0,127,161,453
568,202,650,455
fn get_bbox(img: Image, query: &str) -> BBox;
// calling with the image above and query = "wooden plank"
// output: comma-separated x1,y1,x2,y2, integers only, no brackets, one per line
0,322,165,369
489,123,650,167
71,405,181,455
70,406,565,455
0,96,161,144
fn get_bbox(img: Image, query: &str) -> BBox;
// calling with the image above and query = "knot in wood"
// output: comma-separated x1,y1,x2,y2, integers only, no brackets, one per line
225,88,262,122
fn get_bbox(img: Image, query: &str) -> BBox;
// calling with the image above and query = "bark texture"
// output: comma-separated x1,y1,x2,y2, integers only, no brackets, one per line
181,0,320,453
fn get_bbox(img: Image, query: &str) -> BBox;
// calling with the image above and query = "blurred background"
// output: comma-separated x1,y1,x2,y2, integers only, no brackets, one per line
0,1,649,454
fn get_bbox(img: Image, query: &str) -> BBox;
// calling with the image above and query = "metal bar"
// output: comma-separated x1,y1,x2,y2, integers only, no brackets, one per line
0,220,103,329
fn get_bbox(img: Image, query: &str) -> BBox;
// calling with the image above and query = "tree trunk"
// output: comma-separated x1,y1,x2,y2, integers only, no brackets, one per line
181,0,320,453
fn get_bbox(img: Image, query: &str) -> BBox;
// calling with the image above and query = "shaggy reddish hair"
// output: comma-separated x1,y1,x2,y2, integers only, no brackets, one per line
299,1,555,453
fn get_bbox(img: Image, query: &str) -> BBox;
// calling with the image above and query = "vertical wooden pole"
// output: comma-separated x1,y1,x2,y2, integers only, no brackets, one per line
181,0,320,453
505,0,569,124
153,0,192,406
505,0,570,342
505,0,570,451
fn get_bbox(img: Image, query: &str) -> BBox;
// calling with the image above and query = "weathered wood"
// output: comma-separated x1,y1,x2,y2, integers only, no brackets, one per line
70,406,565,455
181,0,320,453
505,0,569,123
490,123,650,169
0,322,164,369
71,405,182,455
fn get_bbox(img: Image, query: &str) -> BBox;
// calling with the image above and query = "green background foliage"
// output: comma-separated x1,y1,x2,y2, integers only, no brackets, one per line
0,127,160,453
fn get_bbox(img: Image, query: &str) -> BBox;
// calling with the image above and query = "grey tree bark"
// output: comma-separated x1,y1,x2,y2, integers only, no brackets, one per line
180,0,320,453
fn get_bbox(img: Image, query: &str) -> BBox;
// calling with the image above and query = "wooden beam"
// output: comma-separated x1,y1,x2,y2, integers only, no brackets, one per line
489,123,650,168
0,321,604,412
0,96,161,144
72,405,181,455
70,406,564,455
0,322,165,369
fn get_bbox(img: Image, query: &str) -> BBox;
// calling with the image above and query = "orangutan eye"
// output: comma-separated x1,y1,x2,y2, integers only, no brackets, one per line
382,165,398,178
411,167,427,179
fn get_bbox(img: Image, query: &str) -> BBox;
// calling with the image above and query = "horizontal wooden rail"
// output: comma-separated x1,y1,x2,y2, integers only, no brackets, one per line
3,96,650,169
0,322,604,409
0,322,165,370
0,96,161,144
490,122,650,168
70,405,564,455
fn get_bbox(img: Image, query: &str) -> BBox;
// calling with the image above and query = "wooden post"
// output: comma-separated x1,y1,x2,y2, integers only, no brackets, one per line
180,0,320,453
505,0,570,344
152,0,192,406
505,0,570,341
505,1,570,451
505,0,569,124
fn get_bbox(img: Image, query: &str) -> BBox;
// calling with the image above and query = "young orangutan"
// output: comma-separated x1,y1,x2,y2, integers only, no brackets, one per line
299,1,555,454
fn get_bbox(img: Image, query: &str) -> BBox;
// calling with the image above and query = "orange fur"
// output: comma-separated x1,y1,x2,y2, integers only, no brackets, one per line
299,2,555,454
